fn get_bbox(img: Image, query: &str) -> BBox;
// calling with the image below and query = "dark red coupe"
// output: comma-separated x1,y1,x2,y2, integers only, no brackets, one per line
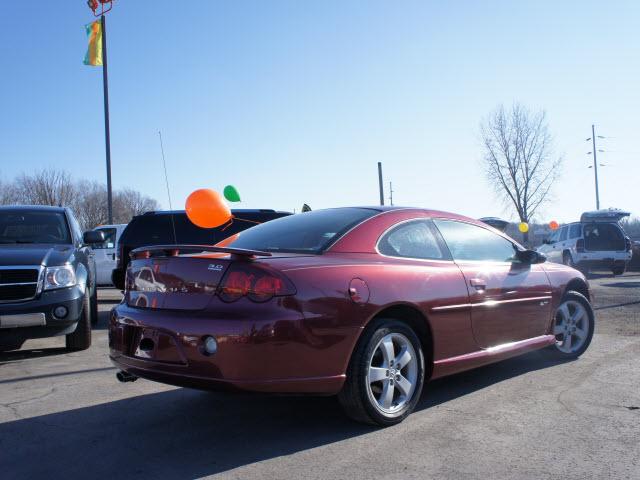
110,207,595,425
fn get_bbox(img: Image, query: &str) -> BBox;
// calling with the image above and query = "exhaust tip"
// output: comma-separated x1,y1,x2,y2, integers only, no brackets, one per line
116,370,138,383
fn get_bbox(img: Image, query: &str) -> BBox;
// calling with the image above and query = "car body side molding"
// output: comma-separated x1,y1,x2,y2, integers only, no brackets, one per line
431,334,556,379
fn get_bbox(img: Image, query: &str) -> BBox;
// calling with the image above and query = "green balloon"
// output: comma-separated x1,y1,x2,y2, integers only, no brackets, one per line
223,185,241,202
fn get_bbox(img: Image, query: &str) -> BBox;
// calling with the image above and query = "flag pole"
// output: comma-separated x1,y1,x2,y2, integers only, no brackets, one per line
101,14,113,224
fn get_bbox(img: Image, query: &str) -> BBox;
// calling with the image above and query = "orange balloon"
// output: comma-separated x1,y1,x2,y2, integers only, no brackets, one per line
549,220,559,231
185,189,232,228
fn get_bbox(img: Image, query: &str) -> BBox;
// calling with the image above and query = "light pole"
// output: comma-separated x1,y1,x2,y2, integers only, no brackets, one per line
586,125,607,210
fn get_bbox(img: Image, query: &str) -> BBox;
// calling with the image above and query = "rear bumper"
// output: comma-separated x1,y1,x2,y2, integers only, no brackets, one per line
0,286,84,344
109,303,355,394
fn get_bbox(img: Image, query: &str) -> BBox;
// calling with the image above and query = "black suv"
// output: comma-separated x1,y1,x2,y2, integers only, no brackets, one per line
0,206,104,352
111,209,292,290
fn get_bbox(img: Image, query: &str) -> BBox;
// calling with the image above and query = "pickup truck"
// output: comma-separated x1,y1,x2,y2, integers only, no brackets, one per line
0,205,104,352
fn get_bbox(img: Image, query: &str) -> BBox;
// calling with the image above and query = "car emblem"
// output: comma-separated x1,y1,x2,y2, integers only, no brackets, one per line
208,264,224,272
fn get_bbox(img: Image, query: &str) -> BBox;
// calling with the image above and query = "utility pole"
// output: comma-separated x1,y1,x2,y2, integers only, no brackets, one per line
101,14,113,224
377,162,384,206
590,124,600,210
389,181,394,206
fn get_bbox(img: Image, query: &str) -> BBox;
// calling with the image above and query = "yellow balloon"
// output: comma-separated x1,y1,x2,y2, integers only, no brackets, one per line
518,222,529,233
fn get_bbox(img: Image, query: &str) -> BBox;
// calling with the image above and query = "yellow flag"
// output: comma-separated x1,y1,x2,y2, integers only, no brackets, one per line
83,20,103,66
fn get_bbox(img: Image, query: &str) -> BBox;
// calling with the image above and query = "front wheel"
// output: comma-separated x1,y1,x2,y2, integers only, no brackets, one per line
547,291,594,359
338,319,425,426
66,293,92,351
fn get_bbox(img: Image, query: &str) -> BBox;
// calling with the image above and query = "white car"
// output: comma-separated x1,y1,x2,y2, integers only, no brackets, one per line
537,210,632,275
90,224,127,285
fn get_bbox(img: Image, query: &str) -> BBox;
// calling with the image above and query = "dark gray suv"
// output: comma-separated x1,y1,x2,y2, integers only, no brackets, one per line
0,206,104,352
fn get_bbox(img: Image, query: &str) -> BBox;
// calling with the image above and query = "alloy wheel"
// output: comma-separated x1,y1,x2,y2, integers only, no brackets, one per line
366,332,418,414
553,300,590,354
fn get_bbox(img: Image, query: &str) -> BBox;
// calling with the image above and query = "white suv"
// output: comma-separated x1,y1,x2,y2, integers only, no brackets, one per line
537,210,632,275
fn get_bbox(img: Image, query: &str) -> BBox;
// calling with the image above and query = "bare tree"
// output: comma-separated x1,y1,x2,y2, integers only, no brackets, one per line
113,188,160,224
480,103,562,243
74,180,109,230
14,168,77,207
0,176,19,205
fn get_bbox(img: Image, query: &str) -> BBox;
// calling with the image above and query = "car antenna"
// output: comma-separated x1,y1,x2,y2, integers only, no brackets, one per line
158,130,177,244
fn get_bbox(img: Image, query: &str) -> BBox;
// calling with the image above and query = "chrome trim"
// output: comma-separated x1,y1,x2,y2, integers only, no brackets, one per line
0,312,46,328
432,295,553,312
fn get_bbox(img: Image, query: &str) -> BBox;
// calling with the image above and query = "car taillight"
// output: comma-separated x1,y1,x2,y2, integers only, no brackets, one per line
576,239,585,253
217,264,295,303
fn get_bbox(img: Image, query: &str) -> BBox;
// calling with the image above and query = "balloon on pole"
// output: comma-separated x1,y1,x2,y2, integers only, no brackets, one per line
223,185,241,202
518,222,529,233
549,220,559,231
185,189,232,228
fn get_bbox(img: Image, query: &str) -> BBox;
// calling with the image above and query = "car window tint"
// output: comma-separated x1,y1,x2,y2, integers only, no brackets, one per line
559,226,568,241
434,219,517,262
224,208,378,254
378,220,445,260
0,210,72,244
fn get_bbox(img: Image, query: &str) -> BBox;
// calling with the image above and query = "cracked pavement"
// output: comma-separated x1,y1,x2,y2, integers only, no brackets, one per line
1,274,639,479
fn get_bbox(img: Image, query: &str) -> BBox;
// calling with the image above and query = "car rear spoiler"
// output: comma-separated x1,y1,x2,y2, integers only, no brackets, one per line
130,245,272,260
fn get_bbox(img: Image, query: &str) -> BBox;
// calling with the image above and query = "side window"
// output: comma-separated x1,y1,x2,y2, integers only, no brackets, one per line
548,230,559,243
570,224,582,239
378,220,446,260
559,226,568,242
434,219,518,262
93,228,117,249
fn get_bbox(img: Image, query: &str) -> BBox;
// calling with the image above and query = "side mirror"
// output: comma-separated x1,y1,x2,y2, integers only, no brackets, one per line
517,249,546,264
83,230,105,245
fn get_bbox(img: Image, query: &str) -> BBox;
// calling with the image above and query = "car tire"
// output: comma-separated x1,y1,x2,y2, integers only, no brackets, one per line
0,340,24,353
546,291,594,360
90,285,99,326
66,293,92,351
612,264,626,276
338,318,425,426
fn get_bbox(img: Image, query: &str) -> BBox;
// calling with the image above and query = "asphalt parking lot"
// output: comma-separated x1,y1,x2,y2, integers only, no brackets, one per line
1,273,639,480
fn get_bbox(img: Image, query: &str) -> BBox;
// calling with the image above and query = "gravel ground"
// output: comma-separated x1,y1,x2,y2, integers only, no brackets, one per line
1,273,639,479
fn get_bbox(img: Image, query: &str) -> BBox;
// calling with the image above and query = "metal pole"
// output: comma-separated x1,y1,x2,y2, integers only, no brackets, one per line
378,162,384,206
101,15,113,224
591,124,600,210
389,181,393,206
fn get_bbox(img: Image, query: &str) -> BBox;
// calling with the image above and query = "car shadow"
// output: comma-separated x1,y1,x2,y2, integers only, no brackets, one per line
0,347,69,364
0,350,567,479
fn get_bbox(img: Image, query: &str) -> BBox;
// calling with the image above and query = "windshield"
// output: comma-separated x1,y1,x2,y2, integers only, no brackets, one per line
220,208,379,254
0,210,72,244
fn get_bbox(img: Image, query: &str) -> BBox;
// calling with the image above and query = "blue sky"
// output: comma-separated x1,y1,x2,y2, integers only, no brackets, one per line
0,1,638,222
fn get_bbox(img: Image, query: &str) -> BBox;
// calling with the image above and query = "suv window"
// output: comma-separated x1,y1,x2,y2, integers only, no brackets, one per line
559,226,568,242
378,220,446,260
0,210,72,245
93,227,117,249
434,219,517,262
570,224,582,239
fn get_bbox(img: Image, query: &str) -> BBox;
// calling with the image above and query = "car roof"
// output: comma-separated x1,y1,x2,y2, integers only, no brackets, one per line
0,205,67,213
140,209,293,216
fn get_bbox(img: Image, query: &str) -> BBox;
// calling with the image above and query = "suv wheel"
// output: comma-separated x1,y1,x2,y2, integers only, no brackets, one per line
562,252,576,268
612,263,626,276
338,319,425,426
66,293,92,351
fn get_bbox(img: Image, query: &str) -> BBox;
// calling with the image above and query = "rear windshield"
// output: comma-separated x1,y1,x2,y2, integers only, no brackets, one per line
583,222,625,251
0,210,71,244
121,211,289,247
222,208,379,254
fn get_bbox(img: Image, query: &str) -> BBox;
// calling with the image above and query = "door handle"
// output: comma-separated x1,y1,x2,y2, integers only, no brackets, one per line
469,278,487,291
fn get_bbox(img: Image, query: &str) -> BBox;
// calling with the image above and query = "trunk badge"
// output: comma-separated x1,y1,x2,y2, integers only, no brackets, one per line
208,264,224,272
